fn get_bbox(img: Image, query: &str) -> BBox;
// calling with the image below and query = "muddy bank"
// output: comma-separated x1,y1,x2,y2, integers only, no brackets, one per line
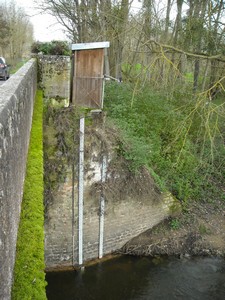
118,199,225,258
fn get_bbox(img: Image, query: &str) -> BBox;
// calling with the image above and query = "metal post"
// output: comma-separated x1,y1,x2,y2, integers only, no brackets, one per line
99,155,107,259
78,117,85,265
72,160,75,266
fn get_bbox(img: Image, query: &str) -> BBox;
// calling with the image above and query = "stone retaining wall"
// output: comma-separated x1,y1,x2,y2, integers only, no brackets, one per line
45,118,180,269
37,55,70,99
45,179,177,269
0,59,37,299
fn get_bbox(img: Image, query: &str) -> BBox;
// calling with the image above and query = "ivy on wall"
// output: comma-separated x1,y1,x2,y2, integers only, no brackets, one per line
11,91,47,300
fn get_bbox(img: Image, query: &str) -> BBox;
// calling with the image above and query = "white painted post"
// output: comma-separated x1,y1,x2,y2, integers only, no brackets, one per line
99,155,107,259
72,161,75,266
78,117,85,265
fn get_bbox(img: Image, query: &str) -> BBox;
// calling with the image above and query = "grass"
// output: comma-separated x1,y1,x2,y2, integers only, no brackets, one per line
11,90,47,300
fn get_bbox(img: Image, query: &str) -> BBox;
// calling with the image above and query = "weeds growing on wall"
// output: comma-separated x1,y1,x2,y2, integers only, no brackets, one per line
12,91,47,300
104,81,225,203
43,100,84,213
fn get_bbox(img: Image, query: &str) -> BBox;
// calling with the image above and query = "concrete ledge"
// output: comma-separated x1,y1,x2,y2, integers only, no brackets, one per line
0,59,37,299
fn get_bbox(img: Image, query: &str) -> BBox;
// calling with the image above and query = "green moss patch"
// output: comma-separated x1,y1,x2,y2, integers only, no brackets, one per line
12,90,47,300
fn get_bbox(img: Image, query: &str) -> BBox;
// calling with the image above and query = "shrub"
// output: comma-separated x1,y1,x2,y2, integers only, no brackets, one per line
31,40,70,56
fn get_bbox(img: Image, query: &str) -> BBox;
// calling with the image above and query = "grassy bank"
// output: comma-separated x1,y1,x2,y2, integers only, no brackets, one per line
104,82,225,204
12,91,47,299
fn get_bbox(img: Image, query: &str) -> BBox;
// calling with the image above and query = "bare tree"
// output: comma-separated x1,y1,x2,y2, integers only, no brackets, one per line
0,1,33,61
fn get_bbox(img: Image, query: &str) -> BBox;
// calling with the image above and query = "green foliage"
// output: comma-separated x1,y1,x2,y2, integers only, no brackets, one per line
31,40,70,56
122,63,146,80
12,91,47,300
169,218,181,230
104,81,225,203
184,72,194,83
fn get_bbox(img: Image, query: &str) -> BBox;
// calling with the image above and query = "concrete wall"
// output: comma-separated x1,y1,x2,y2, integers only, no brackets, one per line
45,117,180,269
0,59,37,299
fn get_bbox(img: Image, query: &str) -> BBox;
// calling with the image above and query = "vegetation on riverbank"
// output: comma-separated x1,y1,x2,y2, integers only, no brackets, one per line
12,91,47,300
103,81,225,257
104,81,225,205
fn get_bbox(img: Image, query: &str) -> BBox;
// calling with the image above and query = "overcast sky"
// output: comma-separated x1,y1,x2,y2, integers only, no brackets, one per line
15,0,67,42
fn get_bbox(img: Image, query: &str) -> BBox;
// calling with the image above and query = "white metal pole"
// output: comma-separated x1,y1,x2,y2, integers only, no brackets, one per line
72,161,75,266
99,155,107,259
78,117,85,265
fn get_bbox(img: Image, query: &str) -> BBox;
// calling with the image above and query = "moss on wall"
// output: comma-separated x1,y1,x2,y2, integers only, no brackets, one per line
11,91,47,300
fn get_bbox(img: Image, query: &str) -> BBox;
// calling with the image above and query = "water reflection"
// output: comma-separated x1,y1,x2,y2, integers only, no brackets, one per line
46,256,225,300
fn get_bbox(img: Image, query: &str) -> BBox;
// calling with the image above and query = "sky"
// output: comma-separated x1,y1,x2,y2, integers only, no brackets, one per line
15,0,68,42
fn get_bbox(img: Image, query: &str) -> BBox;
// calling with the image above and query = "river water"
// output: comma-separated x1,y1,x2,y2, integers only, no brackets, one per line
46,256,225,300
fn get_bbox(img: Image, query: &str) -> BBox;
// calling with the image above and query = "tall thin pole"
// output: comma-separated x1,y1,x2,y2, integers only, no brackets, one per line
78,117,85,265
99,155,107,259
71,158,75,266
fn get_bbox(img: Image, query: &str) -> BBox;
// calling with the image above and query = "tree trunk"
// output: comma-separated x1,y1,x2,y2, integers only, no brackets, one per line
173,0,183,47
164,0,172,42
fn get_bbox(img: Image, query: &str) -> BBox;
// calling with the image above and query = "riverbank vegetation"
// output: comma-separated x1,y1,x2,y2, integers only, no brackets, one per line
12,91,47,300
104,80,225,257
104,81,225,205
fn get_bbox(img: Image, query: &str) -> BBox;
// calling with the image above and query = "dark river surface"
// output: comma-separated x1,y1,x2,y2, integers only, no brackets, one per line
46,256,225,300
